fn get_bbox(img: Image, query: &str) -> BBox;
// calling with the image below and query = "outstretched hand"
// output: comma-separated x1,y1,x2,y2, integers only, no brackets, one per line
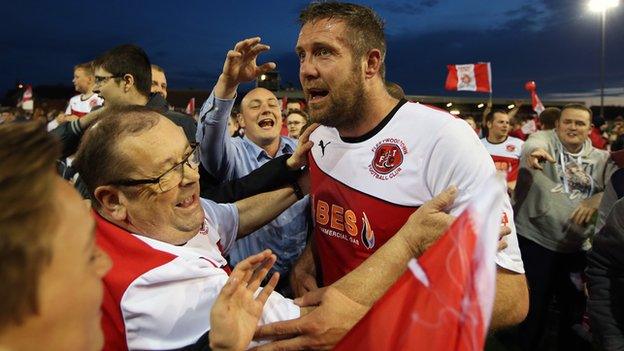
216,37,276,98
209,250,279,351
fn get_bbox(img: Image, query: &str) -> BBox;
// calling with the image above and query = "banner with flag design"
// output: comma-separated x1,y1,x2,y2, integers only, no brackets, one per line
333,175,506,351
445,63,492,93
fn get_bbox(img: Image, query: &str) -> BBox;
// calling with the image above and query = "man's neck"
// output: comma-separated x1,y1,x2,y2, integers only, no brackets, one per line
81,87,95,99
252,137,281,158
337,87,399,138
129,92,150,106
487,134,507,144
563,142,583,154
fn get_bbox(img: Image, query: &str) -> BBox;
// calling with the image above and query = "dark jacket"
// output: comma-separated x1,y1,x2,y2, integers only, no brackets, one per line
587,171,624,351
49,93,301,203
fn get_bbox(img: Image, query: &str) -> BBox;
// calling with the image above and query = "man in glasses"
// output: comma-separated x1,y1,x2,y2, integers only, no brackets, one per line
50,44,307,204
73,105,458,350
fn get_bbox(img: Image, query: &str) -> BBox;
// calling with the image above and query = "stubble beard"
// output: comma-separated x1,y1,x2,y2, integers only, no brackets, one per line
308,68,366,131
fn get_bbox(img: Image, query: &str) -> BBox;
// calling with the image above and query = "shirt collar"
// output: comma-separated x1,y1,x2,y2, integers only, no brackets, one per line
242,136,294,160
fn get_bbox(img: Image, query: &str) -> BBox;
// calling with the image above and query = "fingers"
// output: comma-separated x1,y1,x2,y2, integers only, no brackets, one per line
293,287,326,307
299,123,319,143
252,336,315,351
498,226,511,239
301,275,319,294
256,272,280,306
234,37,262,52
257,62,277,74
424,186,458,211
254,318,307,339
248,254,277,292
497,238,508,252
528,156,543,170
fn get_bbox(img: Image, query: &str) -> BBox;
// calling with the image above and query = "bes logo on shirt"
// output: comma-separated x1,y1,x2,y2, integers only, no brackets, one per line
371,143,404,174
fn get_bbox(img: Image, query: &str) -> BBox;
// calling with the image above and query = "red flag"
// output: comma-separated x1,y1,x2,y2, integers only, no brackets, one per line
445,63,492,93
524,81,545,115
185,98,195,115
334,175,504,351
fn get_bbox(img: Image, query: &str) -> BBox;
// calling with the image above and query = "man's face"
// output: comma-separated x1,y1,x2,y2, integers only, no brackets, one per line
151,69,167,99
241,88,282,147
31,178,111,351
73,68,93,94
286,112,307,139
93,67,127,107
556,108,592,152
115,116,203,244
296,18,365,130
487,112,510,140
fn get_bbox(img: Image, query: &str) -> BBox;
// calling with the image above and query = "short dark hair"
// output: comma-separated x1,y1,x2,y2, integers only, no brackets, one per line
561,104,593,121
74,61,95,76
287,109,310,122
539,107,561,130
299,2,387,78
485,109,508,124
0,122,59,330
73,105,161,203
93,44,152,97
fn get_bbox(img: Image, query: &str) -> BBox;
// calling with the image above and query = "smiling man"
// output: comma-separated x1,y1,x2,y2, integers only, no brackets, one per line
514,103,615,350
197,39,309,293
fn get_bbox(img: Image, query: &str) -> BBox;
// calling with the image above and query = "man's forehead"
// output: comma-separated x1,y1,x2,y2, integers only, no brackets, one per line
244,89,278,103
297,18,348,45
561,109,590,122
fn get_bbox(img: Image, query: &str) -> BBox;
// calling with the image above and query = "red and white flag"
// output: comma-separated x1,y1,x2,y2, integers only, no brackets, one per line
524,81,545,115
18,85,34,111
185,98,195,115
334,175,505,351
445,63,492,93
530,91,545,115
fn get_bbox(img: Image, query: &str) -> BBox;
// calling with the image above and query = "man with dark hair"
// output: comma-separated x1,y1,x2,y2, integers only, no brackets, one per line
50,44,306,204
539,107,561,130
514,103,615,350
150,64,168,99
254,2,527,350
481,110,524,191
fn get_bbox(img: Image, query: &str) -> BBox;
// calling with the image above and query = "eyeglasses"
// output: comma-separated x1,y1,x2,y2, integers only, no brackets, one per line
94,74,125,85
108,143,201,193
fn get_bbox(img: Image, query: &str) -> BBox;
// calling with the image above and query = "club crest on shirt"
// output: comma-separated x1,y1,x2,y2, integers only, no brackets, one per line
506,144,516,152
369,139,407,180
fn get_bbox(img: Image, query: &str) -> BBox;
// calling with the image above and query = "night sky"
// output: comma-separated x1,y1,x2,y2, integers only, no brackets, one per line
2,0,623,104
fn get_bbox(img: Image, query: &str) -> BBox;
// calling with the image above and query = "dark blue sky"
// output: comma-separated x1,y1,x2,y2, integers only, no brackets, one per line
1,0,623,103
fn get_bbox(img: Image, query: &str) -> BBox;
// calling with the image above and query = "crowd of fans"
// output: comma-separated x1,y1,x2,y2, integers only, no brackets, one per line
1,2,623,351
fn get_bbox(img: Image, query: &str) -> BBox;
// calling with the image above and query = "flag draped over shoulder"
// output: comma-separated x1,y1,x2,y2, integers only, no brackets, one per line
445,63,492,93
333,175,506,351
